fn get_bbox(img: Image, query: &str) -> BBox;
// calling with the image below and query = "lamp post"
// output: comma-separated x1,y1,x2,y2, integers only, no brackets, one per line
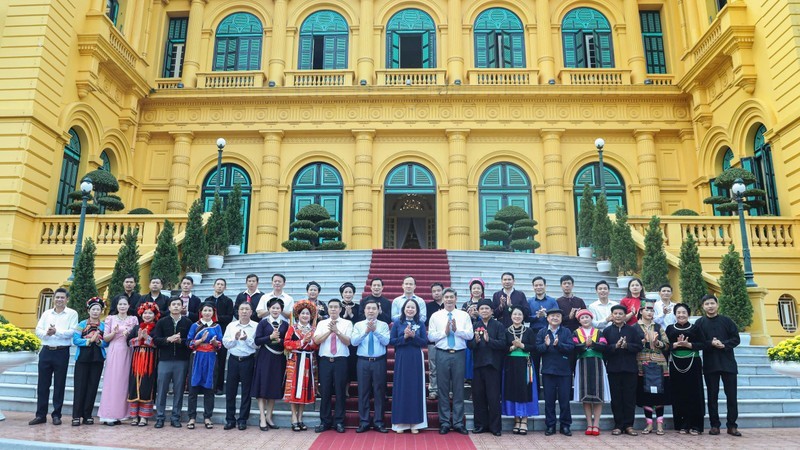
215,138,226,194
731,178,757,287
595,138,606,196
69,177,93,281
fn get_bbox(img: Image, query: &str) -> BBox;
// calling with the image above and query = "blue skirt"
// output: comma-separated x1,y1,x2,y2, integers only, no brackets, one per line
465,348,473,379
190,351,217,390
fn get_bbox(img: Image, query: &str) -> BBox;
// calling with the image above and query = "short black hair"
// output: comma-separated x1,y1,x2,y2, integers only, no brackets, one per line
532,276,546,285
501,272,515,280
246,274,259,282
272,273,286,283
430,282,444,290
181,275,194,285
123,274,137,282
54,287,69,297
595,280,609,290
327,298,342,308
443,287,458,298
362,299,379,310
560,275,574,284
701,294,718,304
169,297,183,307
658,283,673,292
214,278,227,286
306,281,321,292
150,277,163,284
238,301,253,309
370,277,383,286
403,275,416,283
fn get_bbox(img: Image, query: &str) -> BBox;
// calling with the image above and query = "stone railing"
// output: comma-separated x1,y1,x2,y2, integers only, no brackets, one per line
559,69,631,85
155,78,183,89
35,215,187,249
285,70,355,87
645,74,675,86
376,69,446,86
467,69,538,85
197,71,266,88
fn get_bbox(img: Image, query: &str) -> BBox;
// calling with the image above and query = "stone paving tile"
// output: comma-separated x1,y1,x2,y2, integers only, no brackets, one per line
0,412,317,450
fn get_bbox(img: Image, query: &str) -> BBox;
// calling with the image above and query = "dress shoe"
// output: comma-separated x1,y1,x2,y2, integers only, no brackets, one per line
224,422,236,430
171,420,182,428
545,427,556,436
267,421,279,429
28,417,46,426
356,424,370,433
709,427,720,435
52,417,62,426
154,419,165,429
492,431,502,437
315,424,331,433
727,427,742,437
376,426,389,433
335,424,346,433
453,426,469,435
472,427,486,434
439,425,450,434
259,425,269,431
238,423,247,431
560,427,572,436
82,418,94,425
215,389,224,396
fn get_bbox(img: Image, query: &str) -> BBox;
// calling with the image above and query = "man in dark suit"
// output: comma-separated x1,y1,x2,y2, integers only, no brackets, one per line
491,272,530,327
173,276,202,323
360,278,392,325
536,308,575,436
109,274,142,315
467,299,506,436
142,277,171,316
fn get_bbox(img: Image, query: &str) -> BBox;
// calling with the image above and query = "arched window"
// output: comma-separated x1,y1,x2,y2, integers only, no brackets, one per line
744,124,779,215
56,129,81,215
106,0,120,25
479,163,532,246
386,9,436,69
573,163,627,218
291,163,343,228
298,11,348,70
385,163,436,194
474,8,525,69
213,13,263,71
202,164,252,252
562,8,614,68
778,294,797,333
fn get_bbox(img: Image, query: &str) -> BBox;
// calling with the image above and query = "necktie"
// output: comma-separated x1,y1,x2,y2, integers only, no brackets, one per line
330,321,338,354
368,325,375,356
447,312,455,348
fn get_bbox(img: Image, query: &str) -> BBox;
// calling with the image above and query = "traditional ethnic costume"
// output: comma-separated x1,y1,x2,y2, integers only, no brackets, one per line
283,300,319,404
72,297,107,423
252,299,289,400
636,318,672,429
127,302,160,422
502,323,539,418
572,319,610,403
665,310,705,434
187,315,223,422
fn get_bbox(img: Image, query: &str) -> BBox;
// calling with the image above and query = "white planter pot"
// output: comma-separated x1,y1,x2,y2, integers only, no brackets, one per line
578,247,593,258
739,332,752,346
771,361,800,378
0,351,37,420
227,245,241,256
617,276,634,289
186,272,202,285
645,291,659,300
596,260,612,273
207,255,224,269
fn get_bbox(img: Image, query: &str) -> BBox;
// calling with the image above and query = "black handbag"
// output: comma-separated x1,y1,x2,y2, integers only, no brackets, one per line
642,361,664,394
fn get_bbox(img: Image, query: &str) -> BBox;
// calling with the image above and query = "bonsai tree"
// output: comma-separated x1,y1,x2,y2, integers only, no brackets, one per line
577,184,595,248
479,205,539,252
181,199,207,273
108,228,141,300
69,238,98,321
205,193,229,256
282,203,347,251
679,233,707,314
718,245,754,331
592,194,613,261
150,220,180,290
224,184,244,249
704,167,766,214
610,206,637,276
641,216,669,292
67,169,125,214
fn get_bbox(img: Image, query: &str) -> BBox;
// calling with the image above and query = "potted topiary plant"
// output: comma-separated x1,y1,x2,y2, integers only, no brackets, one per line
151,220,181,292
281,204,347,251
704,167,766,214
205,193,228,268
592,194,613,272
108,228,141,300
641,216,669,299
718,244,754,345
479,206,539,252
68,237,98,321
181,199,207,284
577,184,594,257
610,206,637,288
678,233,706,317
224,183,244,255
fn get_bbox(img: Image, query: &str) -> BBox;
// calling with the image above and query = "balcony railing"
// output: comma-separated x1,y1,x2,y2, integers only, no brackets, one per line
155,78,182,89
467,69,538,86
645,74,675,86
376,69,446,86
36,215,187,248
559,69,631,85
197,71,265,88
285,70,355,87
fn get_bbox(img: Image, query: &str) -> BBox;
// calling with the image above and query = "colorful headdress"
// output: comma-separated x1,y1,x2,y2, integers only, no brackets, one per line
575,309,593,320
292,299,318,325
86,297,105,310
469,277,485,295
137,301,161,322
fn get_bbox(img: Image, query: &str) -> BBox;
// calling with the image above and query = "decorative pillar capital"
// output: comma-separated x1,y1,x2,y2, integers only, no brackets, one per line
445,129,470,141
352,129,376,141
169,131,194,144
259,130,284,142
633,129,660,141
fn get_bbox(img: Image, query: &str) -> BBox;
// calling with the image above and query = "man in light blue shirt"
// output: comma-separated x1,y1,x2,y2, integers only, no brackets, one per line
351,300,391,433
391,276,427,324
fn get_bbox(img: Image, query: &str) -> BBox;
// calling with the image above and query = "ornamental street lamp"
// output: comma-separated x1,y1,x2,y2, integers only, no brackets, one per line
69,177,93,281
595,138,606,196
731,177,757,287
215,138,226,194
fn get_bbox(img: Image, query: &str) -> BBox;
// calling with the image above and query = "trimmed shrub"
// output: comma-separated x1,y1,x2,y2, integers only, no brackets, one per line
296,204,330,223
281,240,313,251
96,194,124,211
318,241,347,250
108,228,141,299
69,238,98,321
316,219,340,229
577,184,595,247
224,183,244,246
641,216,669,291
205,193,228,256
485,220,509,231
672,209,699,216
128,208,153,215
480,229,509,242
181,199,207,273
151,220,180,289
510,239,540,251
679,233,706,313
290,220,315,230
592,194,613,261
610,206,637,276
290,228,319,241
718,244,754,331
318,229,342,239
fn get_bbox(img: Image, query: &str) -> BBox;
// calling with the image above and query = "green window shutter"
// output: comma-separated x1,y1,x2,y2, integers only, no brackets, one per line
388,32,400,68
298,35,313,70
597,32,613,68
640,11,666,74
323,35,336,69
474,32,488,68
506,165,528,186
482,196,502,227
508,195,530,213
421,31,433,68
321,165,342,185
320,196,340,221
509,32,525,68
501,32,512,68
486,31,498,68
481,165,502,187
237,38,250,71
213,38,227,71
248,37,262,70
333,35,347,69
563,32,577,68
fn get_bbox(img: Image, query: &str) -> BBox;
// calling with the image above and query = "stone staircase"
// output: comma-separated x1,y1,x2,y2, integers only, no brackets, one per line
2,250,798,430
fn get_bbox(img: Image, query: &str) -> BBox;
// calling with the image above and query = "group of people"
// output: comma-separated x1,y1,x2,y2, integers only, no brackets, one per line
30,271,743,438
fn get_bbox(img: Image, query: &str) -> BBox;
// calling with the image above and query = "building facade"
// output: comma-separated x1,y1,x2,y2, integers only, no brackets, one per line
1,0,799,338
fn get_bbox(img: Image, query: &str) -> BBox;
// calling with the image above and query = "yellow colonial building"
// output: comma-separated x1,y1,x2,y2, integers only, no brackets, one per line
0,0,798,342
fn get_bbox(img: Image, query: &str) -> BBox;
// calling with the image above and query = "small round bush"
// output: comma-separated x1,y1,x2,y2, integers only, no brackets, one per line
494,206,529,224
514,219,537,228
480,244,507,252
511,226,536,239
318,229,341,239
296,204,331,223
480,229,508,242
290,220,315,230
510,239,540,251
128,208,153,215
289,229,318,241
97,195,125,211
282,240,313,251
318,241,347,250
672,209,699,216
485,220,509,231
316,219,340,229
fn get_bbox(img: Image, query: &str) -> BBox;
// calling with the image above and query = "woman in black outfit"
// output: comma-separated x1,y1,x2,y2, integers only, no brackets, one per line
665,303,705,435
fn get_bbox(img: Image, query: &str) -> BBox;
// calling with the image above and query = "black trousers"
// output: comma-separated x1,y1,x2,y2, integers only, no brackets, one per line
472,365,502,433
36,347,70,419
187,386,215,420
72,360,104,419
542,373,572,428
608,372,638,430
531,329,544,389
705,371,738,428
215,347,227,391
319,357,348,426
357,356,386,427
225,355,254,425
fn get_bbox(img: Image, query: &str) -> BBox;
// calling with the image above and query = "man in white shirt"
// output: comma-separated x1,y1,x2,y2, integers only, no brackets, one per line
222,302,258,430
587,280,619,331
257,273,295,320
313,299,352,433
30,287,78,426
391,276,427,324
428,288,473,435
654,284,679,327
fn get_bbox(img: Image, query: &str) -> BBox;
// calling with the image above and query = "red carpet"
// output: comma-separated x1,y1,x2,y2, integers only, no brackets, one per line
363,249,452,299
309,430,476,450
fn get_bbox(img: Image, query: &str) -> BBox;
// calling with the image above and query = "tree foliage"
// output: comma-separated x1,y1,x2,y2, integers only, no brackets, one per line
718,245,754,331
181,199,207,272
703,167,766,213
205,194,229,256
641,216,669,291
108,228,141,299
225,183,244,246
151,220,180,289
577,184,594,247
282,204,346,251
479,205,539,252
679,233,706,314
610,206,637,276
69,238,98,321
592,194,613,261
